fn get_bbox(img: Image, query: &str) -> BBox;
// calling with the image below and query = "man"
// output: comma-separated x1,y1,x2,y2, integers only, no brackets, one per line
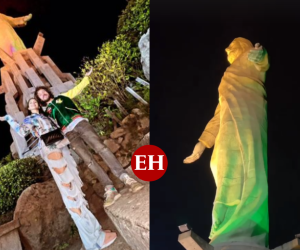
0,13,32,56
184,38,269,247
35,67,144,208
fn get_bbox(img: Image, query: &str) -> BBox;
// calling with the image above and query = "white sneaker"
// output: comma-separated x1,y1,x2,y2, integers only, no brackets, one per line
103,186,121,208
102,233,117,249
120,174,144,193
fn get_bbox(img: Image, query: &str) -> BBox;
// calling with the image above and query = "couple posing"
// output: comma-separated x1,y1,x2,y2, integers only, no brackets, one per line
0,67,144,250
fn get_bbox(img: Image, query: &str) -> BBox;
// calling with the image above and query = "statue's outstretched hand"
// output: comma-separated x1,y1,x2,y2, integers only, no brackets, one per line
183,141,206,164
248,43,266,63
16,13,32,27
0,116,6,122
24,13,32,23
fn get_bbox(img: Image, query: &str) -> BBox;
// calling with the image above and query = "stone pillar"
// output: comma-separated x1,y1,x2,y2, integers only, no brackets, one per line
138,28,150,81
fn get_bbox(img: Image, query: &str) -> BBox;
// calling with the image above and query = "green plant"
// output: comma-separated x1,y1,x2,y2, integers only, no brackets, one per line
0,211,13,226
74,0,150,134
74,41,130,132
117,0,150,44
54,243,69,250
132,82,150,103
80,48,129,103
75,89,102,121
0,158,45,214
90,106,122,136
70,223,79,238
104,35,142,78
0,153,13,167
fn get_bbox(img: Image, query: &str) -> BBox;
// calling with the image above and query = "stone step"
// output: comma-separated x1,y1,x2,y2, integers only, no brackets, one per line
105,183,149,250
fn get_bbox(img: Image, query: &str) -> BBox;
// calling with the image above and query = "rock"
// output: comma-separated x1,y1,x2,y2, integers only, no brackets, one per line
121,132,143,152
115,150,131,168
82,183,89,193
110,128,126,139
105,183,149,250
99,135,108,141
117,155,131,168
136,132,150,149
131,109,149,134
137,117,149,134
82,183,95,199
82,158,124,191
93,182,105,199
121,133,133,151
14,180,73,250
104,139,120,153
131,109,144,117
121,114,137,128
120,114,146,150
138,28,150,81
118,137,124,144
115,149,129,158
93,155,110,173
83,168,98,184
88,194,104,217
0,219,22,250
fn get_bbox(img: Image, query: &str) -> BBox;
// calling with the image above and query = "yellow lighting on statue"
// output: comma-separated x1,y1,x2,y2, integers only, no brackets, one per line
0,13,32,56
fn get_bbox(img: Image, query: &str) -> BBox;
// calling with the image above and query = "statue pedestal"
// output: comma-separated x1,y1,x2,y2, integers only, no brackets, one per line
213,242,269,250
178,230,300,250
272,238,300,250
178,230,213,250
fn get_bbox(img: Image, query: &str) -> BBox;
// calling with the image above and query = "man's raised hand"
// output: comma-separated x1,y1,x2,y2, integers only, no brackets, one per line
85,67,93,77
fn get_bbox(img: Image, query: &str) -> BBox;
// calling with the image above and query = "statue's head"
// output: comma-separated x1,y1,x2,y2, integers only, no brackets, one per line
225,37,253,64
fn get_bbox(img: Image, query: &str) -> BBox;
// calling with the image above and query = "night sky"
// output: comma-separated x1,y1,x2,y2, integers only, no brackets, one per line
151,0,300,249
0,0,127,158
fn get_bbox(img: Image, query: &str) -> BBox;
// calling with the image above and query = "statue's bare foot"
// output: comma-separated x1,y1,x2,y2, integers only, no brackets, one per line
85,67,93,77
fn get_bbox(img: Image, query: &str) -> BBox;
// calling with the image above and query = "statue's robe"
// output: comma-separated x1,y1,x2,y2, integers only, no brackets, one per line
0,13,27,56
199,38,269,247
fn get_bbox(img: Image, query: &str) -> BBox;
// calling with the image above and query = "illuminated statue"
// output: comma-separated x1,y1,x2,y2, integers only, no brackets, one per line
184,38,269,247
0,13,32,56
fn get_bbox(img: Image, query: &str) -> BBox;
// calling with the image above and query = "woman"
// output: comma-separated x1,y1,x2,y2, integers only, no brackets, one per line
0,98,117,250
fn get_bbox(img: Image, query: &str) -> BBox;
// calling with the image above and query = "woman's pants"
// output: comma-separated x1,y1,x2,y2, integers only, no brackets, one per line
40,143,105,250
